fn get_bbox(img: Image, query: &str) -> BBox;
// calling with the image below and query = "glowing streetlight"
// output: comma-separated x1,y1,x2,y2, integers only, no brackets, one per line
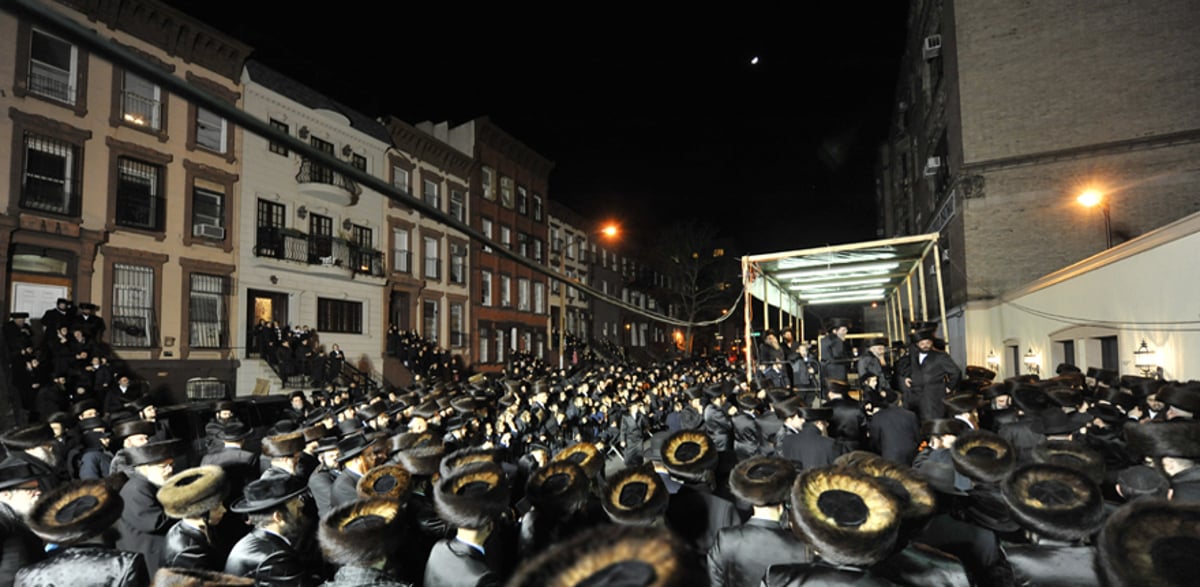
600,224,619,239
1076,189,1112,249
558,223,620,368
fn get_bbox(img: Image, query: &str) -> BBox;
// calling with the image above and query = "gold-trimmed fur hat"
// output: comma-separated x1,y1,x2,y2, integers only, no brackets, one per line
659,429,717,483
318,496,405,567
729,456,796,506
28,479,124,545
525,461,589,515
433,461,510,529
552,442,603,479
396,443,445,477
789,466,901,566
1098,498,1200,587
507,524,704,587
357,464,412,501
260,431,305,458
157,466,227,519
951,429,1015,483
835,451,935,521
1001,463,1104,541
602,464,669,526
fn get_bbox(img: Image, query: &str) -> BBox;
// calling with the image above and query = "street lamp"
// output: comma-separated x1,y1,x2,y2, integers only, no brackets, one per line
1076,189,1113,249
557,223,619,368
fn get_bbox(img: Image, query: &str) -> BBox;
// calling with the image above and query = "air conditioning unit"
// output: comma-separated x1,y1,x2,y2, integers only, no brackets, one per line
924,156,943,176
194,224,226,240
923,34,942,60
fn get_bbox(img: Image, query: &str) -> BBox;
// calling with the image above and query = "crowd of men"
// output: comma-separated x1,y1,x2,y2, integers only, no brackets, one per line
2,309,1200,586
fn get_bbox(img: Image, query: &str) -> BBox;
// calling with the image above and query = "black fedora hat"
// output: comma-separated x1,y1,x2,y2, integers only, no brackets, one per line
730,456,796,506
229,475,309,514
1031,409,1092,436
126,439,180,468
965,365,997,381
0,423,54,450
1002,463,1104,541
1098,499,1200,587
0,461,43,491
951,429,1015,483
213,421,253,442
27,479,124,546
335,432,375,464
507,525,703,587
602,464,669,526
356,464,411,501
318,497,405,567
920,418,968,438
789,466,901,566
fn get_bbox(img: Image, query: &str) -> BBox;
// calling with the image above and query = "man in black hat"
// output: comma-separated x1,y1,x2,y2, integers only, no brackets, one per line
0,423,61,491
115,440,178,576
1000,464,1104,585
660,430,741,553
866,385,921,465
819,318,852,384
157,465,228,572
259,431,306,481
427,461,510,587
224,476,316,586
1125,421,1200,503
200,421,259,501
72,303,106,342
707,457,806,587
901,328,962,422
38,298,74,342
318,497,408,586
824,380,866,451
329,433,378,508
777,406,844,470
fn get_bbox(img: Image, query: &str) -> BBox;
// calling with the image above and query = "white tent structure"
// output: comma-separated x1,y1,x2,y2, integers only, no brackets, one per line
741,234,946,382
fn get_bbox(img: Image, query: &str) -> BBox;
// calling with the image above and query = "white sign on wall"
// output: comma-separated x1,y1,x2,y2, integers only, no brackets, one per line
11,282,69,318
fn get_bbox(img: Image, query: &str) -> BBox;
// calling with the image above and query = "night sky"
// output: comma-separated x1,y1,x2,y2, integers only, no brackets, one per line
166,3,909,255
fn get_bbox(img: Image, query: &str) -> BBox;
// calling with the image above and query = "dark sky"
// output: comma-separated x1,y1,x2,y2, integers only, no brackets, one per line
168,3,909,254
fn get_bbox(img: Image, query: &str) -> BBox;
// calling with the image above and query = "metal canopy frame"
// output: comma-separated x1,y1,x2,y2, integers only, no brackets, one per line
740,233,947,382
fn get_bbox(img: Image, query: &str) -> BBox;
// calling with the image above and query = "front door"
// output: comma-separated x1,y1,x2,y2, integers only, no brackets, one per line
390,290,410,332
246,289,288,356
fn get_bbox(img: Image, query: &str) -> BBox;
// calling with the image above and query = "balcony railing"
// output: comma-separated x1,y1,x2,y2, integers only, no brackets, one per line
296,159,360,196
255,227,384,277
20,176,81,217
28,68,75,104
121,91,161,129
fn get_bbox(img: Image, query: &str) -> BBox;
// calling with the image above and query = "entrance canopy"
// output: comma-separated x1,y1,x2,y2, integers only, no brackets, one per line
740,234,947,377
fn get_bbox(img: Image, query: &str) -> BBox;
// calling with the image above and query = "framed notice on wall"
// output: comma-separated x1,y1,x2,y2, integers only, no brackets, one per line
11,282,69,318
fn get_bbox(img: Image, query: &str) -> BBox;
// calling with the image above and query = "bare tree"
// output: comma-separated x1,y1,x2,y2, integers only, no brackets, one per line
640,218,736,355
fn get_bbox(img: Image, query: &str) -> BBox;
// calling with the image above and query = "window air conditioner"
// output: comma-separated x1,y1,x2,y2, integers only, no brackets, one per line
924,156,943,177
923,35,942,60
194,224,226,240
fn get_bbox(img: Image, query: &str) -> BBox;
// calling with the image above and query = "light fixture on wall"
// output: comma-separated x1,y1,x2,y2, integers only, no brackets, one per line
986,349,1000,371
1134,340,1159,378
297,205,307,219
1022,348,1040,376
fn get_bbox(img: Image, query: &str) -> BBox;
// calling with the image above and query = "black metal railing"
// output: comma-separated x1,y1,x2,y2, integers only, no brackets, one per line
332,359,380,394
28,69,76,104
121,90,161,129
20,176,81,217
254,227,384,277
115,191,165,231
296,159,360,196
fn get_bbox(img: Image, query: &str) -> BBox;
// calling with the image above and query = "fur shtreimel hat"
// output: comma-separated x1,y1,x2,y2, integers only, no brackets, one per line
28,479,124,546
951,429,1015,484
1002,463,1104,541
153,568,254,586
551,442,603,479
526,461,589,515
1125,421,1200,459
1032,440,1106,485
434,461,510,529
1158,382,1200,416
602,464,669,526
318,497,404,567
965,365,997,382
396,443,445,477
507,525,704,587
835,451,935,521
261,431,305,458
660,430,718,484
789,466,901,566
439,447,499,478
0,423,54,450
157,466,227,519
730,456,796,506
356,464,411,501
1098,499,1200,587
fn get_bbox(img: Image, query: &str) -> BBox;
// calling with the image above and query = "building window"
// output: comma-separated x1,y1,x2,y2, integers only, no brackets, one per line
532,194,543,221
350,224,376,275
351,154,367,172
481,270,493,307
450,243,466,284
500,176,513,208
496,329,505,363
423,299,439,343
481,166,495,200
500,226,512,249
189,273,226,348
450,189,466,223
255,199,285,255
479,327,490,363
534,282,545,314
19,132,80,216
423,236,440,280
121,71,161,130
317,298,362,334
517,186,528,215
518,278,531,311
115,157,164,231
191,181,225,241
268,119,289,155
392,227,411,273
309,213,333,262
517,233,529,258
481,217,494,253
28,28,78,104
450,302,465,348
392,165,410,194
423,178,440,210
550,227,561,253
195,107,227,153
500,275,512,308
112,263,154,348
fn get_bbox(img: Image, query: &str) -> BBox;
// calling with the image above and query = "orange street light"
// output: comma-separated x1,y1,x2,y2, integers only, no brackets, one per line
600,223,619,239
1076,189,1112,249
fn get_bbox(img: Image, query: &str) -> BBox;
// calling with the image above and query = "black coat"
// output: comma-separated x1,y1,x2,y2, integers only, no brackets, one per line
824,397,866,450
330,468,364,509
704,403,734,452
665,484,743,553
731,412,762,461
201,445,260,499
819,334,849,382
307,466,339,520
707,517,809,587
323,565,411,586
778,426,844,470
1169,465,1200,504
224,528,316,587
1003,541,1099,586
15,546,148,587
0,502,44,586
423,539,501,587
756,413,784,456
162,520,220,571
902,350,962,421
764,562,897,586
115,473,171,576
857,353,893,391
867,406,921,465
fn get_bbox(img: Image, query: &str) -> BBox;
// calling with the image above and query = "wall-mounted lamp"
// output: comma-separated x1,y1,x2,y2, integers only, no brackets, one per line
342,144,353,157
342,218,353,231
986,349,1001,371
298,126,309,139
1134,340,1159,378
1023,348,1040,376
297,205,307,219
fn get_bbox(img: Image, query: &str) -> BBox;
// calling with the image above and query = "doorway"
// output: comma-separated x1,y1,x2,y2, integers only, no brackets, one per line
390,291,411,332
246,289,288,356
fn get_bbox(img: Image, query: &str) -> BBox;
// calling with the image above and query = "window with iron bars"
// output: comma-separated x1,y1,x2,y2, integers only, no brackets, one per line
116,157,164,231
20,132,79,216
189,274,227,348
111,263,155,348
